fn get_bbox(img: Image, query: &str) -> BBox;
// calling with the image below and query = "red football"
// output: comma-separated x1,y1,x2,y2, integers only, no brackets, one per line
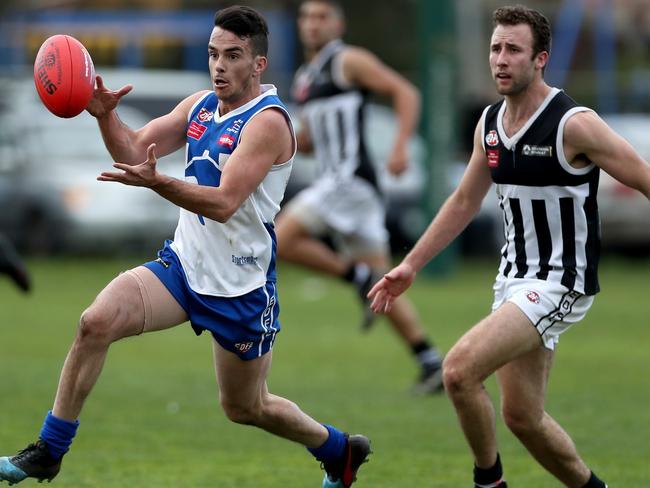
33,35,95,118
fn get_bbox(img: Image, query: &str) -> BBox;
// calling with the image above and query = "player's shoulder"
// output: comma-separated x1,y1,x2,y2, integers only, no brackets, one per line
246,105,291,135
174,90,212,113
340,45,377,62
563,109,603,138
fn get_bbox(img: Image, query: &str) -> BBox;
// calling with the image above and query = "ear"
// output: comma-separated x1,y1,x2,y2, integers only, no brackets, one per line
536,51,549,71
253,55,267,78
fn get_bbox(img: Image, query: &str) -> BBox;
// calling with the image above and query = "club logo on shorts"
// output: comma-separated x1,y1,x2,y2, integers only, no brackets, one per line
235,342,254,353
485,130,499,147
526,290,541,304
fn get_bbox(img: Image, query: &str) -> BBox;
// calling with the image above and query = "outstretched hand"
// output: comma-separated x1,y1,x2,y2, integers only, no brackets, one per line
86,75,133,118
367,262,416,314
98,144,161,188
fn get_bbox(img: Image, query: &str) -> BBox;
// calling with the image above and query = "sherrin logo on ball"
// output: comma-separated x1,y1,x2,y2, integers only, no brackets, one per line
33,34,95,118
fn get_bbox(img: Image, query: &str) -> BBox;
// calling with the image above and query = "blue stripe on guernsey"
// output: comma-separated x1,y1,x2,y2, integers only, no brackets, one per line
144,241,280,360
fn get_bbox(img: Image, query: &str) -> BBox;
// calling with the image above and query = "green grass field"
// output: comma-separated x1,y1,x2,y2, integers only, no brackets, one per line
1,256,649,487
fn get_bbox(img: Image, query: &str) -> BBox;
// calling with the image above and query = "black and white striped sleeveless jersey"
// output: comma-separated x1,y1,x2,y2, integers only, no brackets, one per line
291,39,377,188
482,88,601,295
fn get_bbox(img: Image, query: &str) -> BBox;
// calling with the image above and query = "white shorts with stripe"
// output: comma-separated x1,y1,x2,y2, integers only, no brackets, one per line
283,176,389,257
491,276,595,350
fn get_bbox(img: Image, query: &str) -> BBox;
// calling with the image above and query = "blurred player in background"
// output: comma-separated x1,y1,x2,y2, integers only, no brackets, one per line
0,6,370,488
275,0,444,394
370,5,650,488
0,233,30,292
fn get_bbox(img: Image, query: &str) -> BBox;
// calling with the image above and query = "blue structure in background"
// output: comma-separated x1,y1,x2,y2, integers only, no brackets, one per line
546,0,618,113
0,9,295,75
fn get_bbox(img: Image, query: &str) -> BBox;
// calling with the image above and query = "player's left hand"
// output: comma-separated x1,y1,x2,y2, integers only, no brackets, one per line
98,143,161,188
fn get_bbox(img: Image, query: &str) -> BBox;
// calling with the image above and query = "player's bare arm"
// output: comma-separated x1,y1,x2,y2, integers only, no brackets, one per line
564,111,650,199
402,121,493,272
295,115,314,153
99,108,292,223
89,76,209,165
341,46,421,175
369,121,492,313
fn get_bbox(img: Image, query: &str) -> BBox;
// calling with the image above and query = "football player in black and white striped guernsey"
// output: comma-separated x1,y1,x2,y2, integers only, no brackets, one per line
369,5,649,488
275,0,444,395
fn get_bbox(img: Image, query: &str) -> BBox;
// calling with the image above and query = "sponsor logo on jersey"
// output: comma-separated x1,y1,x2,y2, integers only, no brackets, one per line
231,255,258,265
522,144,553,157
234,342,254,353
218,134,236,148
197,107,213,122
226,119,244,135
487,149,500,168
526,290,541,304
485,130,499,147
187,121,207,140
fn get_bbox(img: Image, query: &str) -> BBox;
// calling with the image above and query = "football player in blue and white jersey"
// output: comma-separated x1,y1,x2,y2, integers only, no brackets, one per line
0,6,369,488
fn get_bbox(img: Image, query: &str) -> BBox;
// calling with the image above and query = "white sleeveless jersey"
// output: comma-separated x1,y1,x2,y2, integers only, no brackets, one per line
170,85,295,297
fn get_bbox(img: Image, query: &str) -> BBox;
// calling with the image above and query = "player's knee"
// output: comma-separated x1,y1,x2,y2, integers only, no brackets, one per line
441,353,472,396
78,306,115,345
220,398,259,426
502,403,540,437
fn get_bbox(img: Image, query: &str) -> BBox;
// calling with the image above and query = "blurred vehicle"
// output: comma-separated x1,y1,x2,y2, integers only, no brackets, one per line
0,74,185,254
599,114,650,253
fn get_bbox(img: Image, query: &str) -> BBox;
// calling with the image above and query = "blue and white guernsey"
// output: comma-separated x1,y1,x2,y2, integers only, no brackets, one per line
170,84,294,297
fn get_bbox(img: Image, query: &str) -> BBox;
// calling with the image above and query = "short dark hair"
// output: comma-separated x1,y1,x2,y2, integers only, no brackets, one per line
493,5,551,58
214,5,269,57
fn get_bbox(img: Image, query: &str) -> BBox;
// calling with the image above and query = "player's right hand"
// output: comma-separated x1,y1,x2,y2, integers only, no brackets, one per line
86,75,133,118
367,262,416,314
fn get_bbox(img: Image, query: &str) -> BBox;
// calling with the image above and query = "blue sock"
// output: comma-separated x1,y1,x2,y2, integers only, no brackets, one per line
307,424,346,464
39,411,79,460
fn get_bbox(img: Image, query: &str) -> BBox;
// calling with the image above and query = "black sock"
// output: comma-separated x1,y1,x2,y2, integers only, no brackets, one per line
342,264,356,282
411,340,441,367
582,471,607,488
474,453,505,487
342,262,371,287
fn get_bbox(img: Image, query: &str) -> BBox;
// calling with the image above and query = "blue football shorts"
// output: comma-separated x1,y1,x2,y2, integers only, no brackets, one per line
143,241,281,360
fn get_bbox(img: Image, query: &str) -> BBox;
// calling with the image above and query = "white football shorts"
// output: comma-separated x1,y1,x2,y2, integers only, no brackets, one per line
283,176,389,257
492,276,595,350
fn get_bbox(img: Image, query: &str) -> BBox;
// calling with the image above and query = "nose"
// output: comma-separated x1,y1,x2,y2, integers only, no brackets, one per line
214,59,226,73
495,49,508,66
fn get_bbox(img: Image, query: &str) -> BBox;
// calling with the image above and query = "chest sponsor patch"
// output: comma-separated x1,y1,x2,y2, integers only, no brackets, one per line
187,120,207,140
218,134,236,148
485,130,499,147
522,144,553,157
487,149,499,168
